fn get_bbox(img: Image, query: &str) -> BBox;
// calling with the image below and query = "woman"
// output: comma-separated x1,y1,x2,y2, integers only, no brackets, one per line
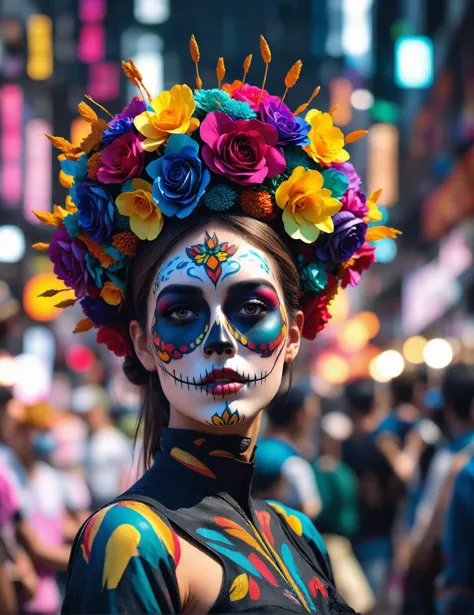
38,35,396,614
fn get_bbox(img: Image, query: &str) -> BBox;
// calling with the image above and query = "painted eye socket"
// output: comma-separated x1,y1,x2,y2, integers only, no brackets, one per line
236,300,267,317
168,307,198,321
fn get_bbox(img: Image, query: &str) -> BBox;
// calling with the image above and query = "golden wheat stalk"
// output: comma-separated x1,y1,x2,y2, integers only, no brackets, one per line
281,60,302,103
257,35,271,105
217,57,226,89
190,34,202,90
242,54,252,84
294,85,321,115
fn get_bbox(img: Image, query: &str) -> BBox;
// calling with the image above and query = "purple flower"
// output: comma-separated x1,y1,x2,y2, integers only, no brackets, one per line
260,100,311,147
333,162,362,191
76,182,115,242
49,229,88,297
115,97,146,121
316,211,367,263
341,189,369,217
80,297,118,326
102,117,135,144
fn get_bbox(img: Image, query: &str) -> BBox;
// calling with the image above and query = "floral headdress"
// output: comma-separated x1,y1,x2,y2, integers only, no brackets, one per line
34,35,400,357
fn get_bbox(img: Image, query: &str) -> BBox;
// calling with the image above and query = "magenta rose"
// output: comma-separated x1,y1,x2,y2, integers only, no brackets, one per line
200,111,285,186
341,189,369,217
97,132,145,184
232,84,280,111
49,228,88,297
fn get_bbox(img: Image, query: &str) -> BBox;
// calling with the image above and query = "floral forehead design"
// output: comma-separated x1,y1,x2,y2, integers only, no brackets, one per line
34,35,400,356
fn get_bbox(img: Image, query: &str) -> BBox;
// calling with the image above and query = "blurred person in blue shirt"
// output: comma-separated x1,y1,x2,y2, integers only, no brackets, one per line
440,457,474,614
253,382,322,521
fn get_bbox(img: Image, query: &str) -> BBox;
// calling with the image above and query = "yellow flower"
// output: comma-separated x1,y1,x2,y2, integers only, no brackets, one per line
275,166,342,243
133,84,200,152
303,109,350,165
366,189,383,222
100,281,124,306
115,179,164,241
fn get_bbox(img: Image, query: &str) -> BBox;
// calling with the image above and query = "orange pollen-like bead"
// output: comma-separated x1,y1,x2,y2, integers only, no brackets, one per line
240,190,274,220
87,151,102,181
112,232,139,258
79,233,116,268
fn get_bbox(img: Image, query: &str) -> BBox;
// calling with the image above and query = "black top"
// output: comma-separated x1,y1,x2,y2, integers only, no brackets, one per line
62,428,356,614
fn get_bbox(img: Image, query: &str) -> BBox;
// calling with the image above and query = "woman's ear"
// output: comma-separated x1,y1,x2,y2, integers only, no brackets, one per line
285,310,304,363
129,320,157,372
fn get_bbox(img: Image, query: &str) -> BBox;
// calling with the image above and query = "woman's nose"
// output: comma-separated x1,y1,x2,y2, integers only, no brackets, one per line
203,318,238,357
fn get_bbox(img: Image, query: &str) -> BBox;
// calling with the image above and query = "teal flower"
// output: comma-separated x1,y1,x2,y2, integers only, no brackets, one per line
62,212,82,238
194,89,257,121
267,145,319,194
85,254,104,288
298,257,329,292
322,169,350,199
60,155,88,204
203,184,238,211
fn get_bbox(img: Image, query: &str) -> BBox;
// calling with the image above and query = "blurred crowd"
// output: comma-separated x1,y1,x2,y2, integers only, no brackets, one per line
1,355,474,614
253,367,474,615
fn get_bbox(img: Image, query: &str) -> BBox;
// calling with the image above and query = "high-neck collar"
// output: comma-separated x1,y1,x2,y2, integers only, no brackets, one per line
155,428,255,510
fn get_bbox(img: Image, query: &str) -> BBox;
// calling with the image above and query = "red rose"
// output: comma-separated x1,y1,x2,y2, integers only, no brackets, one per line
96,326,132,357
339,242,376,289
301,293,332,340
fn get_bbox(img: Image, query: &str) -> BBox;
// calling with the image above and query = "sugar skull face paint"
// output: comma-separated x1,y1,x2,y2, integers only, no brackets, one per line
146,225,290,427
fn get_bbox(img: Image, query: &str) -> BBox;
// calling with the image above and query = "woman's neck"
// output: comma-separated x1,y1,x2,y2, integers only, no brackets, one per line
167,409,262,462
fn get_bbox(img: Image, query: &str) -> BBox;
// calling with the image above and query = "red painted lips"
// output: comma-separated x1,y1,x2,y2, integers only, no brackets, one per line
197,368,246,396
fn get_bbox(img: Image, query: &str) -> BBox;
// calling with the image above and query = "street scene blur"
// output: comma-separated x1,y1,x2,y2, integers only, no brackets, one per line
1,0,474,613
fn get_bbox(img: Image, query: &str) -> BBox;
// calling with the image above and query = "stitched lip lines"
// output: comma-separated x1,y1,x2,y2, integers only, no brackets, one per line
158,344,285,398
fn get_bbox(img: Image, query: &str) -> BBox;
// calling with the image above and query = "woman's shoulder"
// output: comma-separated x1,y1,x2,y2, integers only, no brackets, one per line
63,499,181,614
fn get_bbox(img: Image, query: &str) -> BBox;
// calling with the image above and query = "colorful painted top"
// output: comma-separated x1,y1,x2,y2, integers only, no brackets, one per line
62,428,356,614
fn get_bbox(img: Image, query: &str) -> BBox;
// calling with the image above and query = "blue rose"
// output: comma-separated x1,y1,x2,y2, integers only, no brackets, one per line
146,134,210,218
260,100,311,147
76,182,115,242
101,117,135,144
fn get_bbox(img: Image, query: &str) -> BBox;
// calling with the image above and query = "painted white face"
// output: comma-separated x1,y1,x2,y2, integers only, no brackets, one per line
146,225,289,428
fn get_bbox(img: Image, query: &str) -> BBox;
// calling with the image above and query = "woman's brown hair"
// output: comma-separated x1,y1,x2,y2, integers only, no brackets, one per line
123,210,301,469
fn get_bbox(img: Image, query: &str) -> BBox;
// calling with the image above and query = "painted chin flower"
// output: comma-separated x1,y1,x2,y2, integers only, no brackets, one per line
49,228,88,298
260,100,311,147
115,178,164,240
231,83,280,111
97,132,145,184
133,84,200,152
146,134,210,219
316,211,368,263
303,110,350,166
200,111,286,186
339,242,376,288
275,166,343,243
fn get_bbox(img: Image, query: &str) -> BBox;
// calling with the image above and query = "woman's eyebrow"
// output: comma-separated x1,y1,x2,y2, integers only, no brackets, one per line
156,284,205,302
224,280,279,297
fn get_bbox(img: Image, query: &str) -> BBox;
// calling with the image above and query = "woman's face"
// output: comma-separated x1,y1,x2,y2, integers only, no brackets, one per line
132,224,302,429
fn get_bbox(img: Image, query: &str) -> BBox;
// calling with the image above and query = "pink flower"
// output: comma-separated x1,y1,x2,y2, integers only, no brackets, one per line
97,132,145,184
341,189,369,217
231,84,280,111
339,242,376,288
200,111,285,186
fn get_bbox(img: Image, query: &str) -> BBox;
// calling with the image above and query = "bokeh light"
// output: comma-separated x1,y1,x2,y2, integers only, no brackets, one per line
23,274,76,322
403,336,427,364
0,225,25,262
318,353,351,385
328,290,350,323
66,345,95,373
423,338,454,369
371,350,405,381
